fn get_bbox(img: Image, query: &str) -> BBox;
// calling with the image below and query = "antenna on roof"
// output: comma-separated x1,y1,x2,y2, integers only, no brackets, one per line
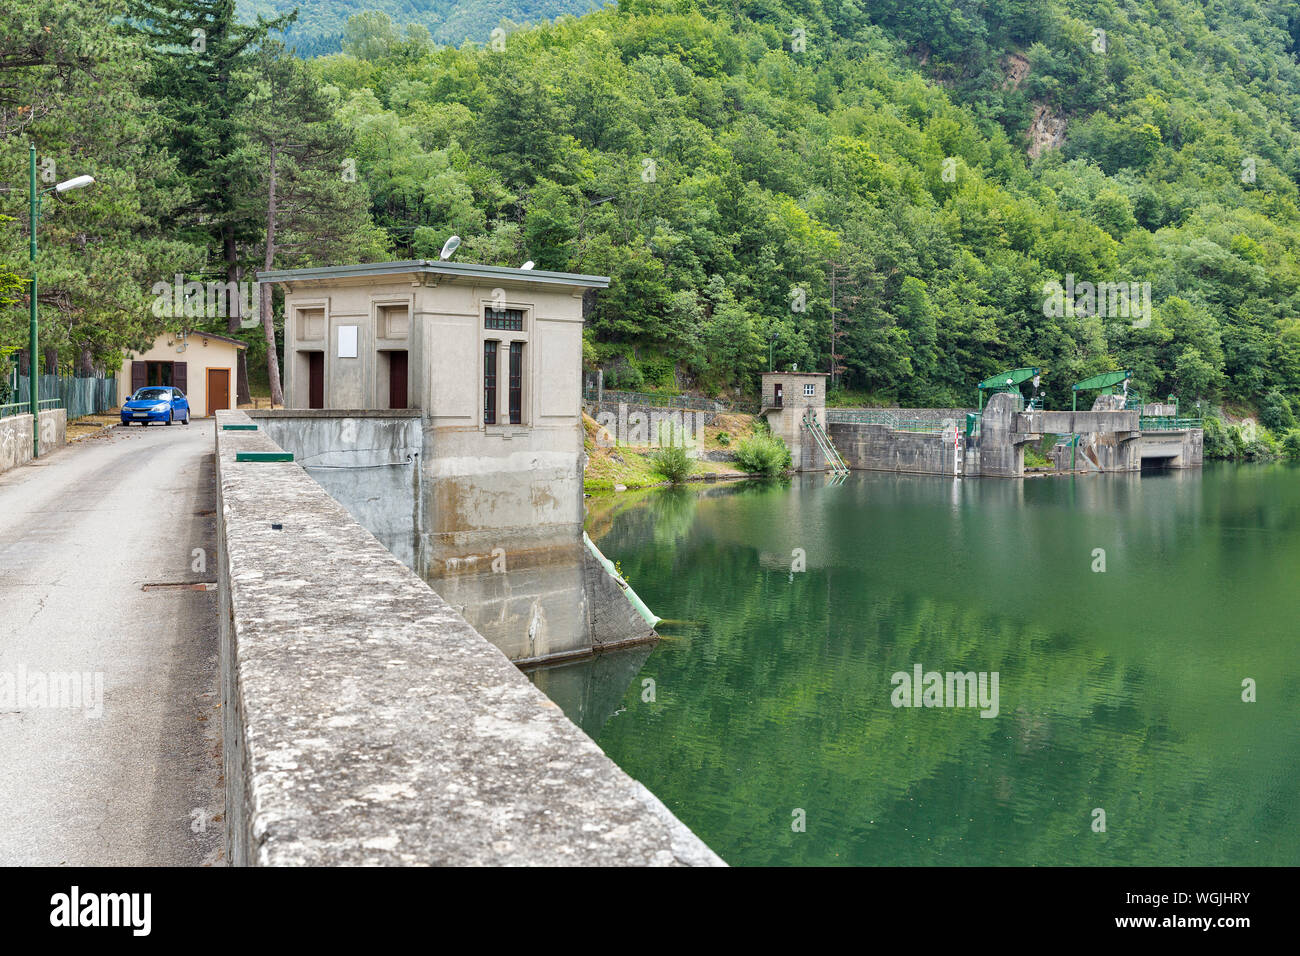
520,260,534,270
439,235,461,261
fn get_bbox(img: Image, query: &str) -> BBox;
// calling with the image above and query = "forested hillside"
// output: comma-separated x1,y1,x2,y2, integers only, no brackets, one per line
6,0,1300,451
236,0,602,54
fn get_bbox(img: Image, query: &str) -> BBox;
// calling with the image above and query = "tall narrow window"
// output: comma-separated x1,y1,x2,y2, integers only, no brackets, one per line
508,342,523,425
484,340,498,424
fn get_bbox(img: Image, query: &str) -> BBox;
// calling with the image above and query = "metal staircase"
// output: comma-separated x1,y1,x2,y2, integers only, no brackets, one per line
802,413,850,475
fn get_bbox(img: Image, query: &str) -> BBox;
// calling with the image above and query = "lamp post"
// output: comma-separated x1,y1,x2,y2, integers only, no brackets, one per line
28,144,95,457
769,332,779,372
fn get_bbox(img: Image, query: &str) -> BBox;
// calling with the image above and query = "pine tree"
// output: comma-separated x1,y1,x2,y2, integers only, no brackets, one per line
126,0,294,401
235,41,387,405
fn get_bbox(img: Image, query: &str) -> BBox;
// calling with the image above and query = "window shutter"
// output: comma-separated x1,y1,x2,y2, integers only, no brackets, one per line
173,361,188,393
131,361,146,391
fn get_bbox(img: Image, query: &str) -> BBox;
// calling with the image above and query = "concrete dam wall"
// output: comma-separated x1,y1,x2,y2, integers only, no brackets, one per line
828,395,1202,478
214,409,721,865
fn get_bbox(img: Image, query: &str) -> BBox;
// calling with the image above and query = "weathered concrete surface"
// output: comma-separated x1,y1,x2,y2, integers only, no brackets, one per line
216,409,721,865
252,409,423,568
1016,408,1140,436
1136,427,1203,467
828,422,957,475
423,418,585,569
430,544,656,663
0,421,223,865
0,408,67,475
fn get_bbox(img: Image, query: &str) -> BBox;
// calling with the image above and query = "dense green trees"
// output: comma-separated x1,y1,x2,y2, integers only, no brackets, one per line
2,2,386,394
1,1,199,375
299,0,1300,410
8,0,1300,420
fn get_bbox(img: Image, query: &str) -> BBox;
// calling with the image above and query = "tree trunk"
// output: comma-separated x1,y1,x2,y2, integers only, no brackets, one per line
262,145,284,407
224,229,241,335
43,346,58,376
77,345,94,377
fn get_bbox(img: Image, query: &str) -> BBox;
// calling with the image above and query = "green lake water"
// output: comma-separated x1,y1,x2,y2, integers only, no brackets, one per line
529,464,1300,866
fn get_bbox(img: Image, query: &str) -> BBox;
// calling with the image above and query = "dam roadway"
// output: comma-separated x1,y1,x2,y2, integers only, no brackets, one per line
0,422,222,865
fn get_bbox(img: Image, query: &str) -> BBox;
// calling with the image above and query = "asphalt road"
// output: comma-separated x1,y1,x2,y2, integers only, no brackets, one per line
0,419,223,865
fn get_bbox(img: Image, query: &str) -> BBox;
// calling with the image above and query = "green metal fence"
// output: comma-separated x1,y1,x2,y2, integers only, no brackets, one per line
0,397,60,418
0,375,117,421
1139,416,1203,430
582,386,758,414
825,409,951,435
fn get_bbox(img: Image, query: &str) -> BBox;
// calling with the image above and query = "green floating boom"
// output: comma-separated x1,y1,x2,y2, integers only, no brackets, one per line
221,424,258,431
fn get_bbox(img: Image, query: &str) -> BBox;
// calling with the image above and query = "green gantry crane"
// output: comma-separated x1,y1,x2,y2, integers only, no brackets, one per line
976,367,1040,410
1064,369,1134,471
1071,369,1133,410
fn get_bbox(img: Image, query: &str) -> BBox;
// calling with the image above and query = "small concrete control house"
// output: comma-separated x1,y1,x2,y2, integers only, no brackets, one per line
258,259,610,569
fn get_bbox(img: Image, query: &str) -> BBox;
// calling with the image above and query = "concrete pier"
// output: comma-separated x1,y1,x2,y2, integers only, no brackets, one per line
215,409,721,865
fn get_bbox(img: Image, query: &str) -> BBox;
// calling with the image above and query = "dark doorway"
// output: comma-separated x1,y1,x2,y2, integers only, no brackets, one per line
307,352,324,409
773,383,783,407
146,361,174,387
388,350,408,410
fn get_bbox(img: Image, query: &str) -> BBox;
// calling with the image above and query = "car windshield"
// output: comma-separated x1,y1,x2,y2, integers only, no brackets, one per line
135,388,170,401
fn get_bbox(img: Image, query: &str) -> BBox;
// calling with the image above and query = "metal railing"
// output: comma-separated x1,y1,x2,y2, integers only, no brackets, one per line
802,413,849,474
582,386,757,414
1139,416,1203,430
0,397,61,419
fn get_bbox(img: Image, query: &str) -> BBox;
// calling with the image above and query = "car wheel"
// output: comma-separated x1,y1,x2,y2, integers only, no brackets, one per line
165,410,173,426
182,413,190,425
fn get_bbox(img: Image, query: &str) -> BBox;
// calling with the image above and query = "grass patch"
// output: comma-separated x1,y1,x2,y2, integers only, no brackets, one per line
583,412,753,491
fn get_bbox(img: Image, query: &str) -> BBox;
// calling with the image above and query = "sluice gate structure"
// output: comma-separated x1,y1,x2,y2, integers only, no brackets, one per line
756,369,1204,478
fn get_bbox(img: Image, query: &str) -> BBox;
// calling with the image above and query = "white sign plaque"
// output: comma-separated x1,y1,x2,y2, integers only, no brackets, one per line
338,325,358,358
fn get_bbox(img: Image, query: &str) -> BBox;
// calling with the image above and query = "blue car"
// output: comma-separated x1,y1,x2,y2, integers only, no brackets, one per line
121,386,191,426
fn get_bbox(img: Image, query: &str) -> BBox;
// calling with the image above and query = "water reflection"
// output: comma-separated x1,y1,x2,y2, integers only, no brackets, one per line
533,465,1300,866
525,645,656,738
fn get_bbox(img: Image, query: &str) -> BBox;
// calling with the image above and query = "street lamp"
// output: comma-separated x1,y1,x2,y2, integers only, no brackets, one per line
28,144,95,457
769,332,779,372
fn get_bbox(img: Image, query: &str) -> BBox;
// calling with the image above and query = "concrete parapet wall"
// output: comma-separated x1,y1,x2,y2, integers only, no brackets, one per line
214,409,722,866
0,408,66,475
1018,409,1140,435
